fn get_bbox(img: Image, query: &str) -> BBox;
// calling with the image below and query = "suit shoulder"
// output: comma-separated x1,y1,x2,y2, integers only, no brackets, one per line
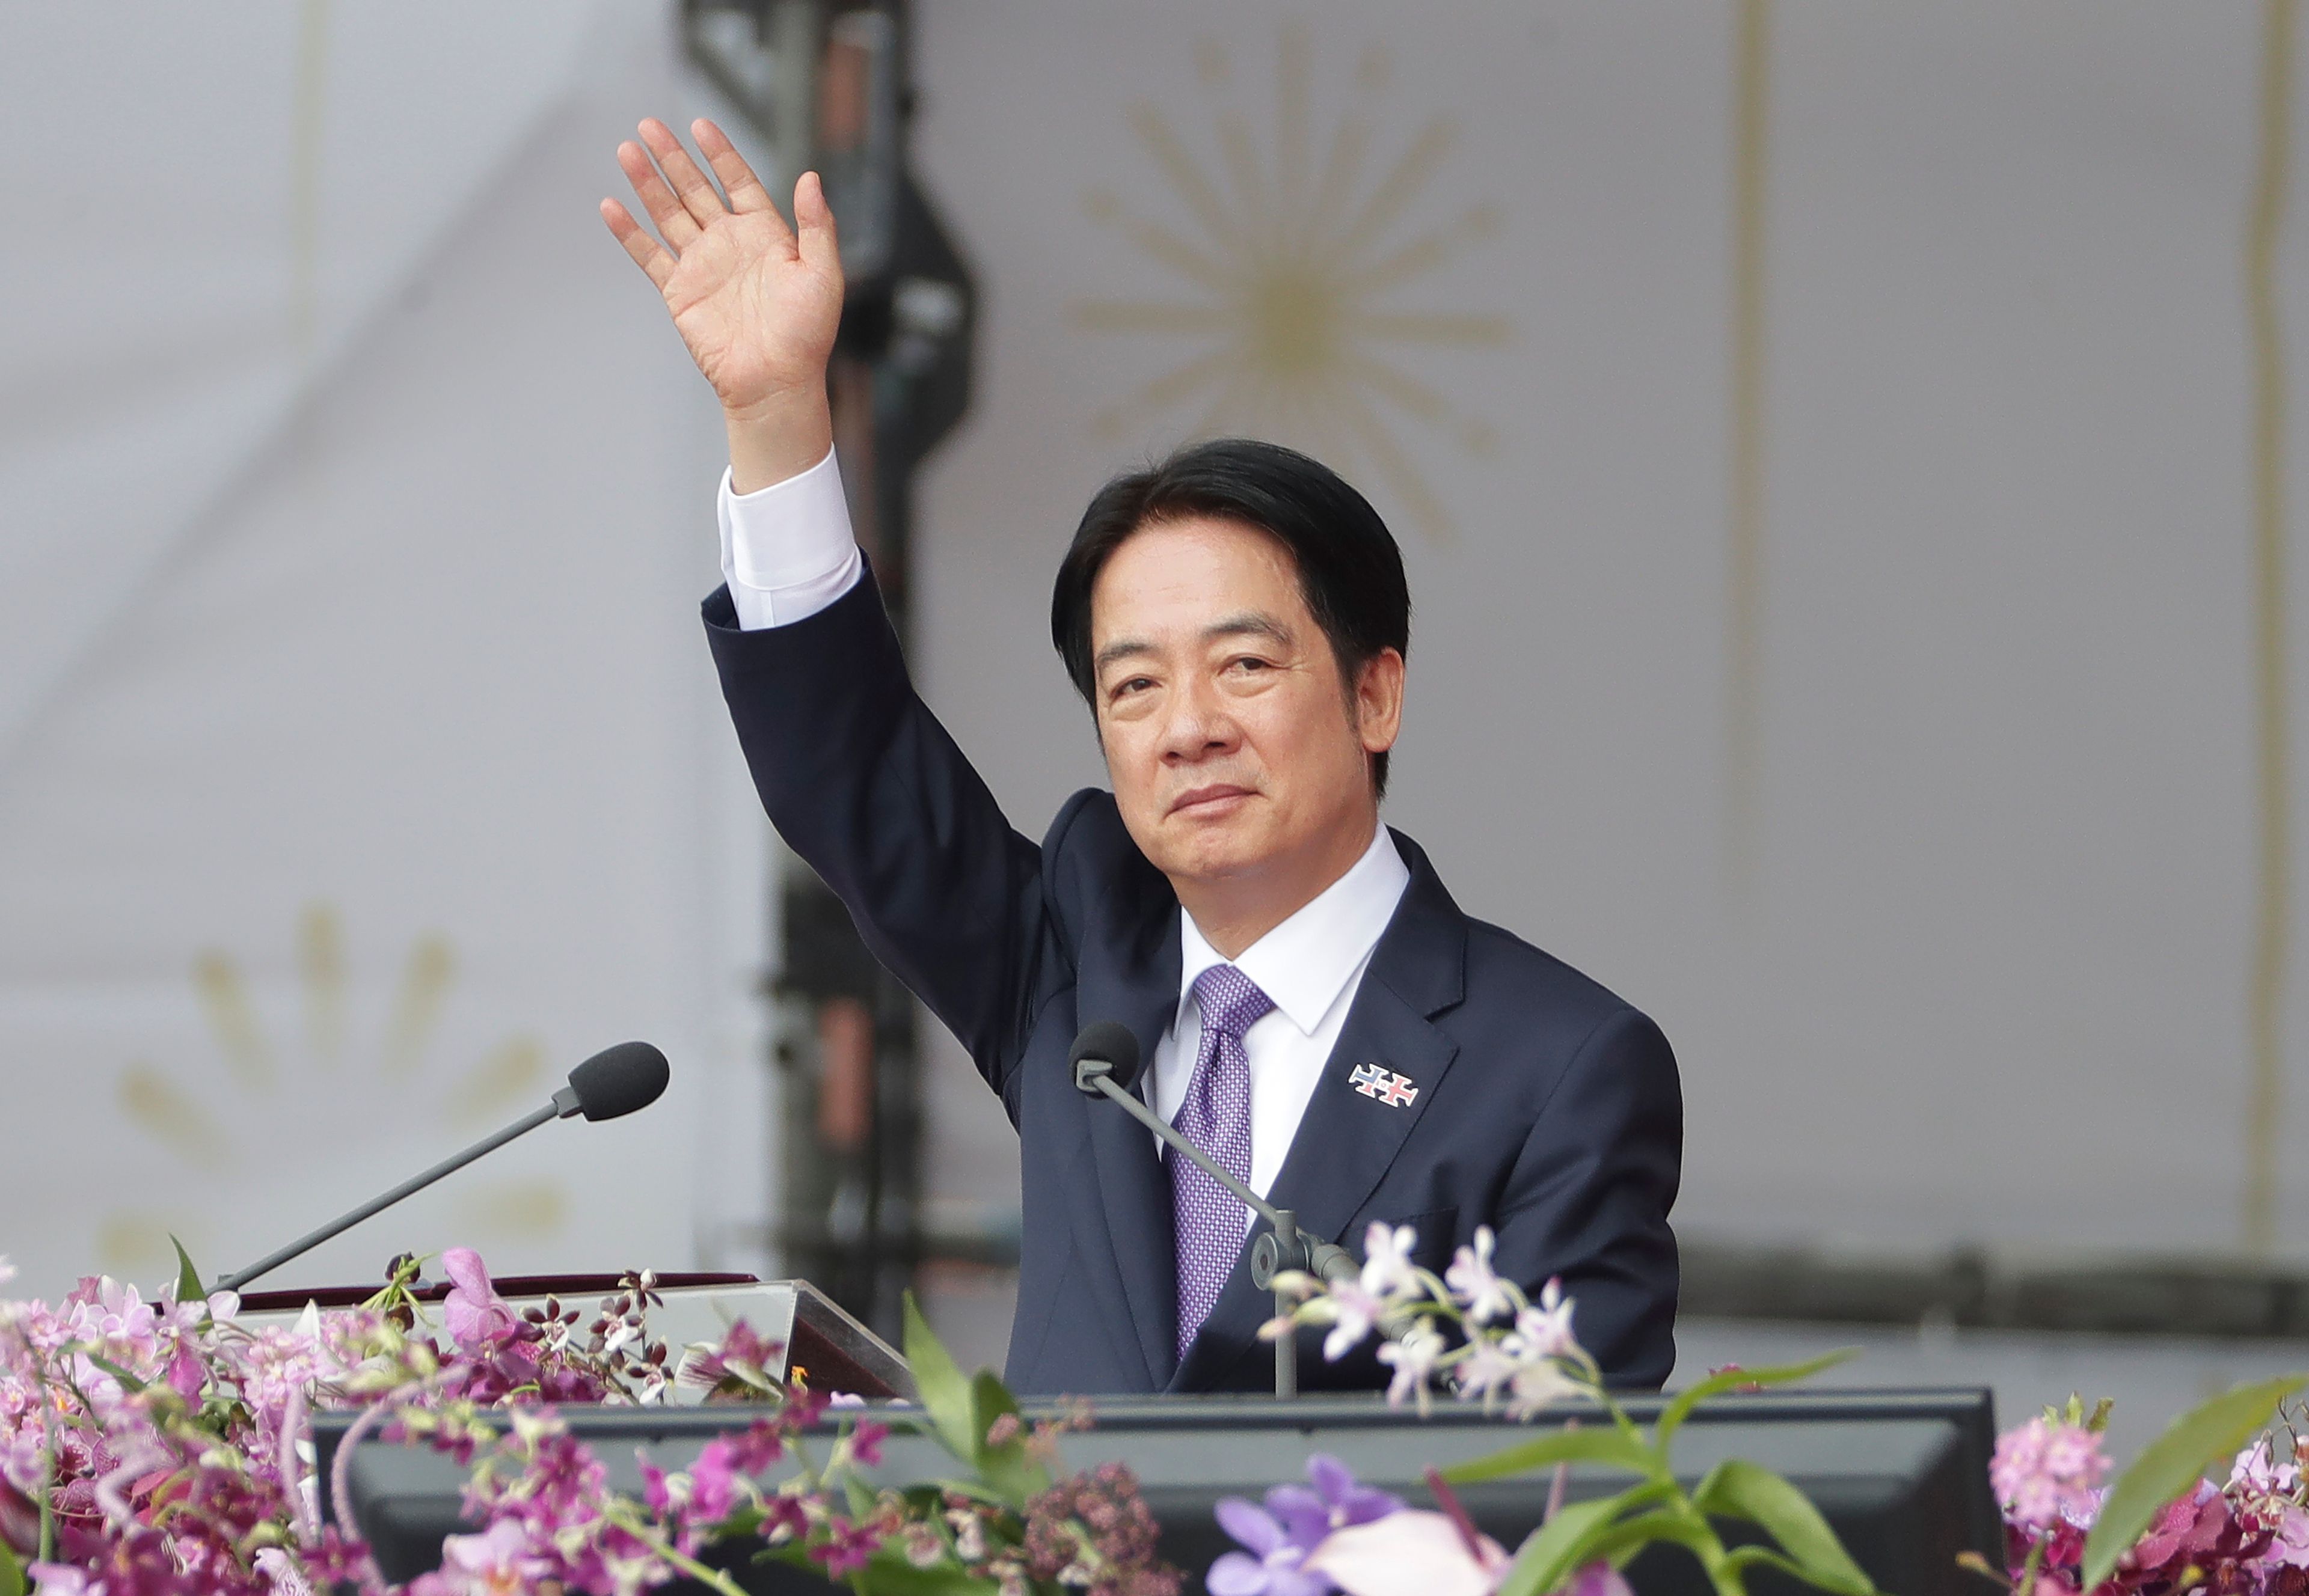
1036,790,1170,943
1459,916,1663,1047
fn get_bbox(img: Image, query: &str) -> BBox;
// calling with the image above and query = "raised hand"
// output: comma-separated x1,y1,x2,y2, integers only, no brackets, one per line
602,118,842,491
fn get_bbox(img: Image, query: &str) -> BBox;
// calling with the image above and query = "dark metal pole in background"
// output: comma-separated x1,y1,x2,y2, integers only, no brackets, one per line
682,0,975,1341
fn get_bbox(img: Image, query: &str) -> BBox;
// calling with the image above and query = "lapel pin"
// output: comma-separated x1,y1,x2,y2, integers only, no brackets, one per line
1349,1062,1418,1107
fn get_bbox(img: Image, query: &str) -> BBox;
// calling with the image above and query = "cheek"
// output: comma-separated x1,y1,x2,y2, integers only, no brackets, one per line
1098,723,1162,800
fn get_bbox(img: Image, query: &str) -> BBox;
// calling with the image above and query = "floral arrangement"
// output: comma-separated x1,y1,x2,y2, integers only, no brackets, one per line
1247,1221,2309,1596
1984,1386,2309,1596
1234,1222,1883,1596
8,1223,2308,1596
0,1246,1180,1596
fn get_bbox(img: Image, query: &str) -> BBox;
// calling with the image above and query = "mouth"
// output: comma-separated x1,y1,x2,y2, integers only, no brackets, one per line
1168,784,1256,818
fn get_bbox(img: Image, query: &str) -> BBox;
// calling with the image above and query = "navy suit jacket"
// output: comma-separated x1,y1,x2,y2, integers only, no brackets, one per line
704,572,1682,1395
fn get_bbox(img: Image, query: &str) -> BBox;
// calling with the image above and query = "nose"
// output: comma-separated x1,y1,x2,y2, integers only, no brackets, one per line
1158,674,1238,764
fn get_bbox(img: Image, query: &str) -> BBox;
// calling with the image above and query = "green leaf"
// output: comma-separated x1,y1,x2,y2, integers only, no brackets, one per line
2082,1374,2308,1591
969,1370,1049,1507
171,1236,206,1308
848,1553,1002,1596
1441,1423,1661,1485
1724,1544,1885,1596
0,1536,26,1596
1655,1351,1857,1449
900,1292,978,1466
1693,1460,1877,1596
82,1354,149,1395
1577,1506,1722,1571
1497,1479,1678,1596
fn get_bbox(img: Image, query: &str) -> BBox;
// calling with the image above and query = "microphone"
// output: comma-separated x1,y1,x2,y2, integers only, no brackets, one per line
1069,1021,1356,1398
214,1041,672,1295
1069,1021,1148,1093
553,1039,671,1121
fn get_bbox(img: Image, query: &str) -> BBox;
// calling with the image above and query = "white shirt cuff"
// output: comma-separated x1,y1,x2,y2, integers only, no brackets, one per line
716,446,865,629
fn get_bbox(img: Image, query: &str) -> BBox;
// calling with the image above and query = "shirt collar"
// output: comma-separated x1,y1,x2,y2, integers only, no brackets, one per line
1177,825,1413,1035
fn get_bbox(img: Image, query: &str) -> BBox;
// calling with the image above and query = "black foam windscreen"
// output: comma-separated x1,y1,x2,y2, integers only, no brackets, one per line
564,1041,670,1122
1069,1021,1144,1093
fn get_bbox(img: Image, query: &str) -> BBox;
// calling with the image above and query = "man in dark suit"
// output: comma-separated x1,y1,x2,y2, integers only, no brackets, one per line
603,119,1681,1395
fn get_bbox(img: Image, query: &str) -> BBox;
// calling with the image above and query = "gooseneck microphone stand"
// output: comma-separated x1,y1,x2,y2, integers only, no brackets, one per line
215,1041,672,1295
1072,1031,1358,1398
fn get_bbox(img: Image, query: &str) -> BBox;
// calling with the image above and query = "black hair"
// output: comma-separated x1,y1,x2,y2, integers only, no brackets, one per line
1049,438,1411,797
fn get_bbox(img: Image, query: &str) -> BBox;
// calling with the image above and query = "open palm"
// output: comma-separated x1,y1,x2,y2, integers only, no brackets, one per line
602,118,843,421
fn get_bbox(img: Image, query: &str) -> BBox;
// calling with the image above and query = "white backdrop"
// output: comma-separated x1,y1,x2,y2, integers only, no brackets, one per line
4,2,2307,1321
0,4,775,1298
903,1,2309,1268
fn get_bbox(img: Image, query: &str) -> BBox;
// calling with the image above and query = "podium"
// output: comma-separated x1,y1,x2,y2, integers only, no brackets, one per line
315,1382,2001,1596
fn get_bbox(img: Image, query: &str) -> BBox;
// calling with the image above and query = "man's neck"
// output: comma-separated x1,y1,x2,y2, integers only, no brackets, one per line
1174,816,1382,961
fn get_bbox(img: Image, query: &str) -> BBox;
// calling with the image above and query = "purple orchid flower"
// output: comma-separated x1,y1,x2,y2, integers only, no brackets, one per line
1266,1454,1405,1544
1212,1455,1404,1596
1209,1497,1334,1596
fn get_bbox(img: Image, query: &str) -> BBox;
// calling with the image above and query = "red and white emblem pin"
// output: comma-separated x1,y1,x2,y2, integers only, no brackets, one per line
1349,1062,1418,1107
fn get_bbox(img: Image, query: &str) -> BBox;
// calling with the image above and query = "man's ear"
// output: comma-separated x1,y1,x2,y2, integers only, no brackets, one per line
1356,648,1405,754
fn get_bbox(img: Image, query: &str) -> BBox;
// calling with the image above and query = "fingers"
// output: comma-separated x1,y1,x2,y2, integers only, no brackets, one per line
600,198,676,290
616,137,702,249
793,171,842,282
638,117,733,233
692,118,780,219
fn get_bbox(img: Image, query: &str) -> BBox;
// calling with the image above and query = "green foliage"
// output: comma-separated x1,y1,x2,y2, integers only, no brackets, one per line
899,1292,1052,1511
901,1292,980,1467
170,1237,204,1309
970,1370,1049,1507
82,1353,152,1396
1497,1484,1675,1596
1655,1351,1856,1450
2081,1374,2308,1592
2046,1394,2114,1434
1691,1460,1874,1596
848,1556,1002,1596
0,1536,25,1596
1440,1423,1657,1484
1451,1350,1883,1596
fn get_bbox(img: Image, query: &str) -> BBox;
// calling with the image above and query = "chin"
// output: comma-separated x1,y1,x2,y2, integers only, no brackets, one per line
1159,824,1275,883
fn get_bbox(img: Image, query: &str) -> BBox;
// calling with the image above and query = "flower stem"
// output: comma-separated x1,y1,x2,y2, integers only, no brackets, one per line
2015,1535,2047,1596
1425,1466,1488,1563
603,1500,751,1596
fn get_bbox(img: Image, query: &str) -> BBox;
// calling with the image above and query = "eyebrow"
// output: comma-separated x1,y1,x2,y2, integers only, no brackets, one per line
1092,612,1295,677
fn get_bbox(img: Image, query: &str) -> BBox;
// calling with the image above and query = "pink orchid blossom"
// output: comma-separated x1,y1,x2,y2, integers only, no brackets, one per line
1360,1223,1422,1301
1320,1282,1384,1362
419,1519,551,1596
1376,1323,1446,1413
1444,1229,1513,1325
438,1249,521,1355
1991,1417,2108,1534
1510,1277,1577,1361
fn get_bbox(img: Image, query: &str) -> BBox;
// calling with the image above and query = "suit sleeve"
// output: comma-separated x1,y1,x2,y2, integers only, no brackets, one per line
702,573,1066,1093
1491,1005,1683,1389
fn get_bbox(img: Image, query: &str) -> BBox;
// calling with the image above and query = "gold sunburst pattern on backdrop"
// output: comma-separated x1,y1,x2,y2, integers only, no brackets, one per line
1072,22,1510,542
101,902,567,1280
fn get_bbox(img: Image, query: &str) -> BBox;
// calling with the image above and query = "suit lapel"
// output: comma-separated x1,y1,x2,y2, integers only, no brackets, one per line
1070,895,1184,1390
1171,831,1468,1390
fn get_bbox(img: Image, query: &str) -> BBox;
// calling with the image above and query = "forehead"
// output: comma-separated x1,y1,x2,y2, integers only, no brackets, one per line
1088,515,1310,639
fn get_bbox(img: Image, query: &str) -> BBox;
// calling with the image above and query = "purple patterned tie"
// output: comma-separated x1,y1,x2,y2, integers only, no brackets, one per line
1171,963,1274,1359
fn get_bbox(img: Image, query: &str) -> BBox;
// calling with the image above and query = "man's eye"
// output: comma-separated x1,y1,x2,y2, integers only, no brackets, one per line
1111,677,1153,698
1229,656,1272,673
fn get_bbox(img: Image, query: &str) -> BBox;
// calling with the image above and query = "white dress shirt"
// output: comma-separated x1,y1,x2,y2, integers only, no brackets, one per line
717,450,863,629
1147,824,1410,1202
720,450,1414,1205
